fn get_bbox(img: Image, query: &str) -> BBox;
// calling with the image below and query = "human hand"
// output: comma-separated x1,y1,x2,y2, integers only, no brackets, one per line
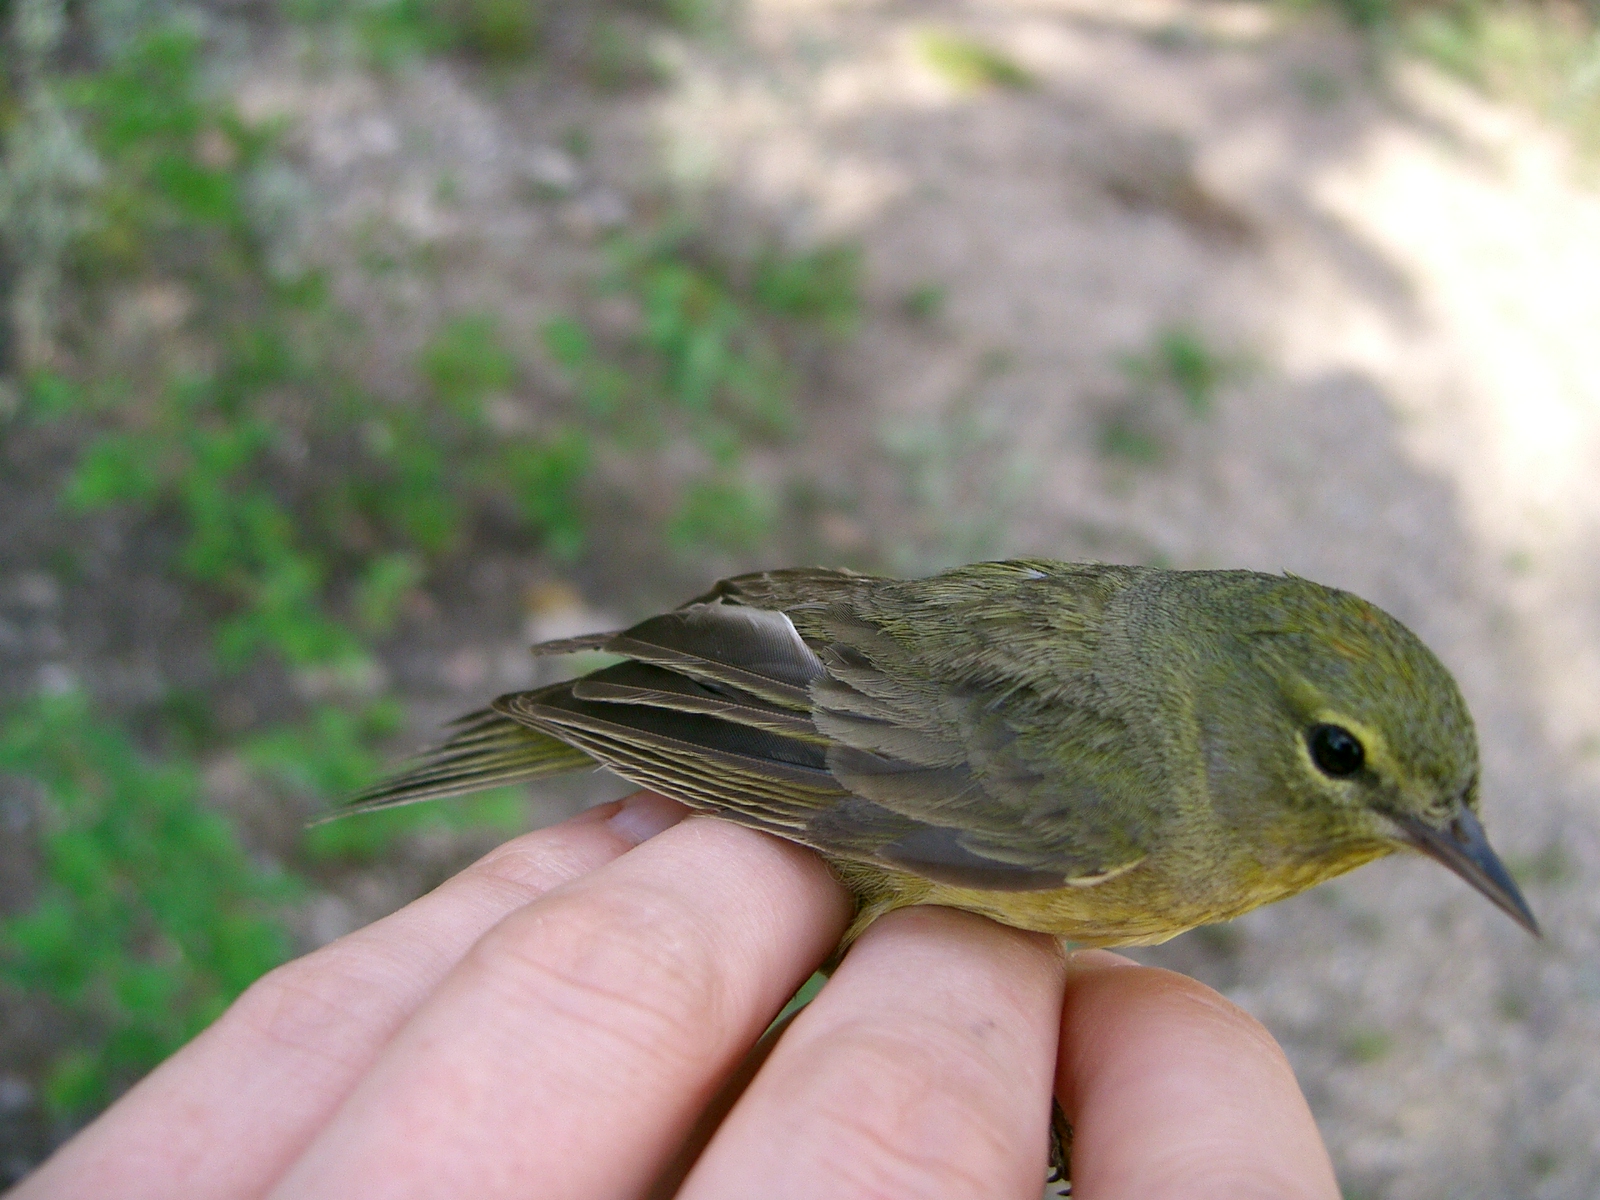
10,792,1340,1200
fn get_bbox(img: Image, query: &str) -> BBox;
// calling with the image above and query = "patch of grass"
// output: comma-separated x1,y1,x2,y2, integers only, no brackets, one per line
1412,4,1600,157
1098,416,1164,463
1329,0,1397,30
586,17,667,92
437,0,545,62
667,476,776,552
50,44,833,643
247,703,529,860
900,282,947,322
917,30,1035,92
1341,1027,1393,1064
1318,1,1600,161
654,0,731,36
350,0,543,68
545,226,859,548
1101,325,1240,463
0,5,857,1129
754,243,862,335
1119,325,1234,418
0,692,297,1114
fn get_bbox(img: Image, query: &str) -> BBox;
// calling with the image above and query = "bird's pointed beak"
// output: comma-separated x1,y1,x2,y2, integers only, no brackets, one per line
1391,806,1540,937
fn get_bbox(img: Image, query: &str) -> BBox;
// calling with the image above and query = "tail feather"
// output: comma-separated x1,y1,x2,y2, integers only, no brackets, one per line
336,709,594,818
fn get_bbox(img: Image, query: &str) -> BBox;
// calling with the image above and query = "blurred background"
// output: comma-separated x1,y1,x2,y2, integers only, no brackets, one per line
3,0,1600,1193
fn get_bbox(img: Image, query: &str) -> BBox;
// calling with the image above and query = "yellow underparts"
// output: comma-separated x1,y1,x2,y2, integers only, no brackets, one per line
828,840,1396,949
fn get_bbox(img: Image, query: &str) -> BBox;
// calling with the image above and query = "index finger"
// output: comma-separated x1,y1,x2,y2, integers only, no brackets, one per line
269,812,853,1200
1057,950,1339,1200
13,792,690,1200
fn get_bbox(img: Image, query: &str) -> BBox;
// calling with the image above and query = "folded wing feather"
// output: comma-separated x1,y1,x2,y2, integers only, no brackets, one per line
345,578,1141,892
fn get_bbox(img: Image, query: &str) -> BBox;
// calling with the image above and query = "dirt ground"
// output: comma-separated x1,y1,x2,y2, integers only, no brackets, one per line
7,0,1600,1194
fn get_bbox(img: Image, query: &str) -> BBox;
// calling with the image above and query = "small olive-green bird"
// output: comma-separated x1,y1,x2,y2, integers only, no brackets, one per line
347,561,1538,944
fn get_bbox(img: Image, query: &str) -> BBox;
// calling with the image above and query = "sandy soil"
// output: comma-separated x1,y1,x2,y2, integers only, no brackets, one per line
7,0,1600,1194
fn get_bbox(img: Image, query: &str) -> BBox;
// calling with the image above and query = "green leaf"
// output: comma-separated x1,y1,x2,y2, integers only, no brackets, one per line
1,696,295,1116
65,434,165,509
420,313,516,418
753,244,861,332
24,371,88,418
542,315,595,370
354,551,425,633
500,430,590,557
917,31,1034,93
667,477,774,551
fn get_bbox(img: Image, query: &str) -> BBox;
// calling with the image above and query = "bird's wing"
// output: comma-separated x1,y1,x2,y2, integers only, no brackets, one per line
337,582,862,820
797,599,1150,889
492,564,1150,890
500,603,852,836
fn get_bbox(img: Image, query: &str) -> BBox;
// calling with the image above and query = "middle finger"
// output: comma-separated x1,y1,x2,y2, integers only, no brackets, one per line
679,906,1068,1200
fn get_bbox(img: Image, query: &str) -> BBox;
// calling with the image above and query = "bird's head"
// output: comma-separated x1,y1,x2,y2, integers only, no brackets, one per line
1205,576,1538,935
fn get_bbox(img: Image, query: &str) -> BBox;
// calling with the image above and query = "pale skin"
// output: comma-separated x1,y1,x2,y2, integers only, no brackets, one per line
10,792,1340,1200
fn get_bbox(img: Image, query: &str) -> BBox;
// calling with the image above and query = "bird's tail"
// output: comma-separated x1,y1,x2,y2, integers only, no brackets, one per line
333,707,594,819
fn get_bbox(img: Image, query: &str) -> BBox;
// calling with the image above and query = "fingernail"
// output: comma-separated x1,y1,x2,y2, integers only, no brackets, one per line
1063,948,1138,976
607,791,690,846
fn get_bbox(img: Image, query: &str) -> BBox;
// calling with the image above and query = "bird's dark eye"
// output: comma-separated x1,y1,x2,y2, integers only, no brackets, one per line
1308,724,1365,777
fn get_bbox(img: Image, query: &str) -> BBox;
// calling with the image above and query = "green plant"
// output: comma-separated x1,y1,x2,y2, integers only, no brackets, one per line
1098,416,1164,464
1330,0,1396,30
0,12,581,1123
1099,326,1241,464
542,227,860,550
586,16,666,92
0,3,860,1134
1341,1027,1394,1064
917,30,1035,92
438,0,544,61
1407,3,1600,158
655,0,729,35
901,283,947,322
666,476,776,551
1316,1,1600,162
1119,325,1234,417
0,692,296,1114
350,0,543,68
42,27,858,636
753,243,862,335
